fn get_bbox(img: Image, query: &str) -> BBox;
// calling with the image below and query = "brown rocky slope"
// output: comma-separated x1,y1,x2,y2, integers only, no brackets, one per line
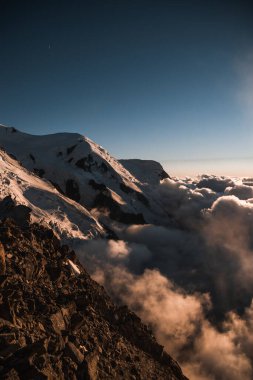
0,216,187,380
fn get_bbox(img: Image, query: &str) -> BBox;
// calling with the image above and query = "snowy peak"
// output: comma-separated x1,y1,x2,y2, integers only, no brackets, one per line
0,125,170,225
0,125,140,200
0,125,138,187
120,159,170,186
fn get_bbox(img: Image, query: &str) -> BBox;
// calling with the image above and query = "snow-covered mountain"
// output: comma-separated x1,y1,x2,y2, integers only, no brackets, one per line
0,138,187,380
0,125,169,225
119,159,170,186
0,147,103,242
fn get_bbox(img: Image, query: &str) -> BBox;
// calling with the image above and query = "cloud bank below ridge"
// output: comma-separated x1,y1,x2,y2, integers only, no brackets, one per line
75,174,253,379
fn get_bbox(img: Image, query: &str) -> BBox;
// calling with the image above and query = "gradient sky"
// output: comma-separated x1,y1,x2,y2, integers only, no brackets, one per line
0,0,253,176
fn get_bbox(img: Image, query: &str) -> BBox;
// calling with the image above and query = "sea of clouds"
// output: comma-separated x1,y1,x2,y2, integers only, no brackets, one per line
76,175,253,380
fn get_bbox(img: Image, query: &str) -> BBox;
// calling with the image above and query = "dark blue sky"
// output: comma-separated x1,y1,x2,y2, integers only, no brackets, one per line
0,1,253,175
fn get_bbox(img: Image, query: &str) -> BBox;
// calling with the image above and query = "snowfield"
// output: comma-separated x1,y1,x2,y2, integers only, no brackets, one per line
0,149,103,242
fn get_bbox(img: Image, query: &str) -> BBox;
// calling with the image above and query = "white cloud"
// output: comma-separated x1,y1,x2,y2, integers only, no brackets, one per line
75,174,253,379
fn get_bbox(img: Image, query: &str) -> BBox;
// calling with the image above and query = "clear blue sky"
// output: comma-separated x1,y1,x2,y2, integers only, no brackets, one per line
0,1,252,176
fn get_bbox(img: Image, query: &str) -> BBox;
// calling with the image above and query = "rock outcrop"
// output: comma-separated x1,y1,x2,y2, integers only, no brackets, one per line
0,217,187,380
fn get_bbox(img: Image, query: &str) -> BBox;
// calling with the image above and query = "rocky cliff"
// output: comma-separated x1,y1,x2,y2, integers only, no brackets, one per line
0,216,187,380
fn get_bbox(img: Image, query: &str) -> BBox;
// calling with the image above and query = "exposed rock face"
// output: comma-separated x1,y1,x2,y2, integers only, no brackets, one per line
0,196,31,227
0,218,187,380
33,168,45,178
65,179,81,202
0,242,5,275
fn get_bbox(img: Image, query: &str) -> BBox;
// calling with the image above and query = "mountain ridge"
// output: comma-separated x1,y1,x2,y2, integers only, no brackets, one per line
0,125,171,227
0,213,187,379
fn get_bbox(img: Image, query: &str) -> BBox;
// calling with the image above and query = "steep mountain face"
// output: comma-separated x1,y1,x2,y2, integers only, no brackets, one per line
0,125,168,225
0,148,103,242
0,217,187,380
